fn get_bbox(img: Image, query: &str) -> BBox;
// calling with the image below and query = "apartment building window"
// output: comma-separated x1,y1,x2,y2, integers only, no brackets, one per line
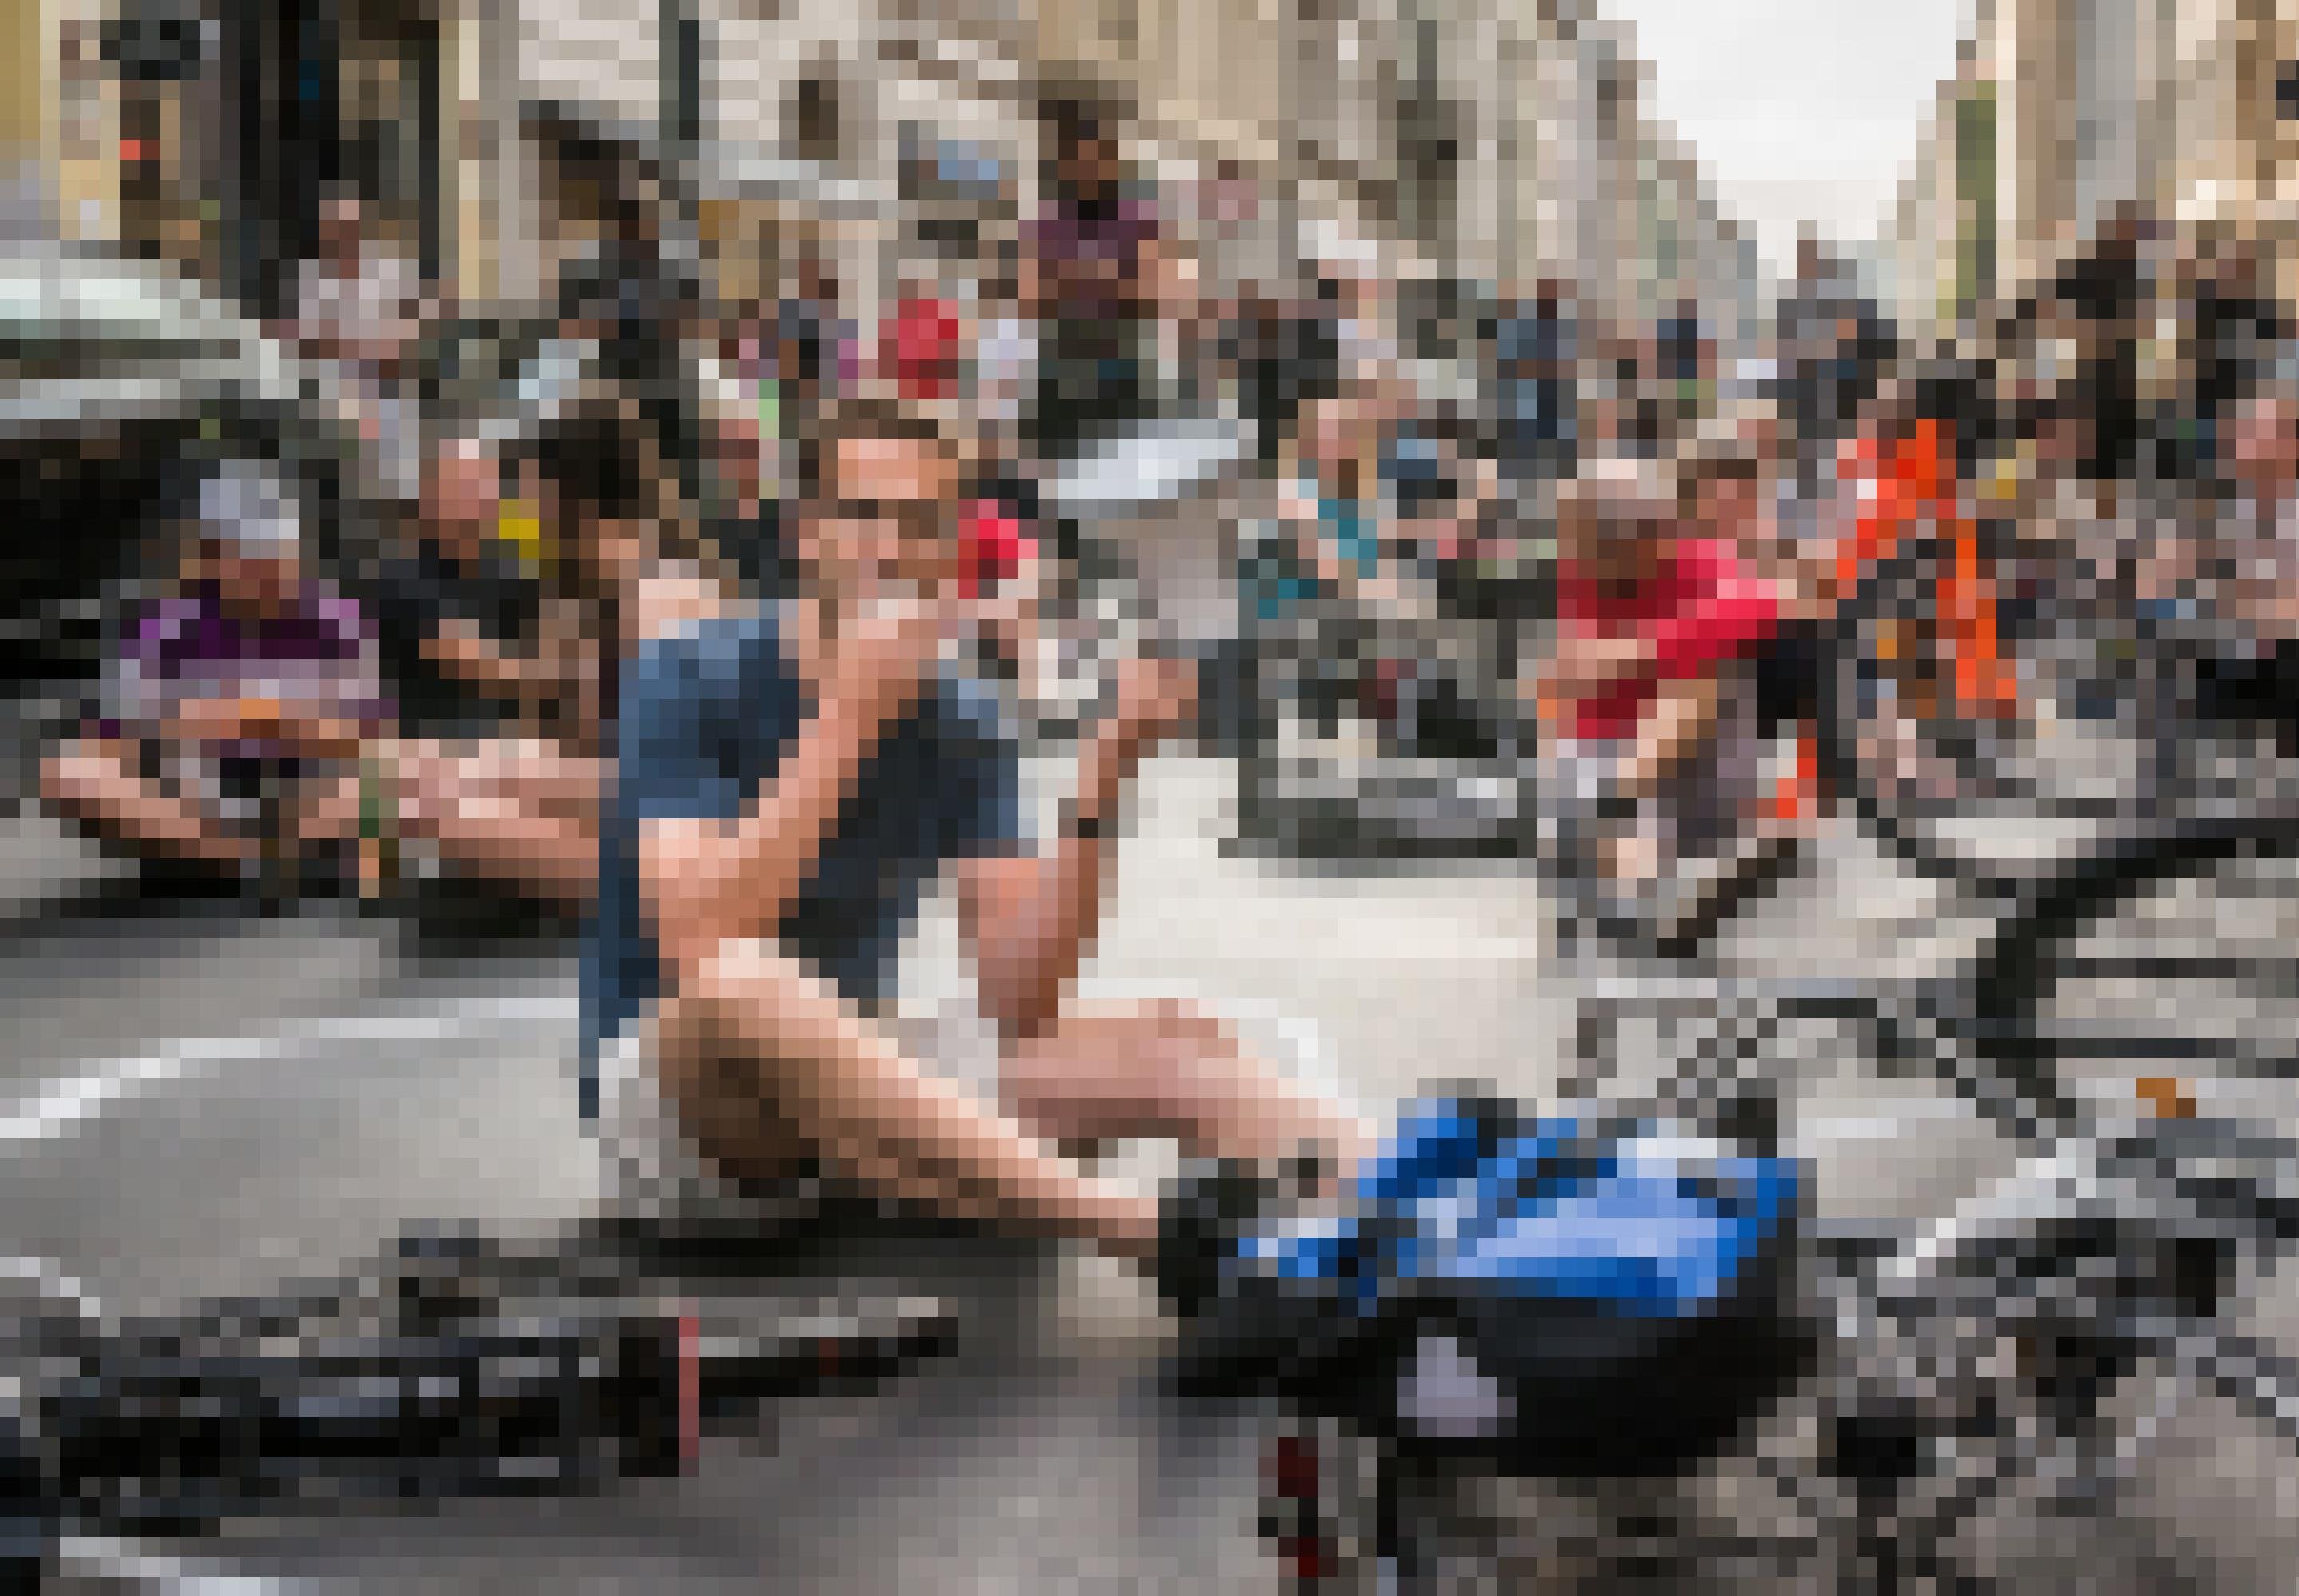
1397,28,1461,246
791,67,842,164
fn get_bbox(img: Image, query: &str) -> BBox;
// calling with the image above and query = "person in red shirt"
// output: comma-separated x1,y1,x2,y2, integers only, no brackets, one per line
1536,453,1782,912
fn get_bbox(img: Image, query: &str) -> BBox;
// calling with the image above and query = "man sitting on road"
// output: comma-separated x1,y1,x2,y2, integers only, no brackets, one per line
585,393,1373,1262
42,462,389,893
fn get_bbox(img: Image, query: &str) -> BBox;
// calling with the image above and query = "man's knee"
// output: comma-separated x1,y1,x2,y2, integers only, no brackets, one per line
681,938,803,1026
648,952,816,1181
1009,996,1235,1068
998,996,1242,1126
656,941,779,1091
1126,996,1234,1052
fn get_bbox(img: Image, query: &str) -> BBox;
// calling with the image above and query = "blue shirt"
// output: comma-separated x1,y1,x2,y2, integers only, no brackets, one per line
1319,496,1381,580
581,606,1025,1117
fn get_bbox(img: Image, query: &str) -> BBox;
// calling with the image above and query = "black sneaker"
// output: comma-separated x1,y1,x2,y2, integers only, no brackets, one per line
1151,1159,1281,1321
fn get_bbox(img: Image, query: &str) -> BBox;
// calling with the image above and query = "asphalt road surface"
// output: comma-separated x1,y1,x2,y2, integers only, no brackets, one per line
7,754,2299,1590
1,756,1546,1593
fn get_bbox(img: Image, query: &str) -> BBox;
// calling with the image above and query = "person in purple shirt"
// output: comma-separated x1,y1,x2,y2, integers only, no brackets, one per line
43,462,390,886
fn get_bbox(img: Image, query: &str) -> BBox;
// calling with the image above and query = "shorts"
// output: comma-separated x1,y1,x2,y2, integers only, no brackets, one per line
595,1018,731,1218
589,1003,1014,1219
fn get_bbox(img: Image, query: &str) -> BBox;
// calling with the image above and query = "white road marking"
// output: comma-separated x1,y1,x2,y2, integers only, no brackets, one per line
57,1534,299,1592
0,994,573,1147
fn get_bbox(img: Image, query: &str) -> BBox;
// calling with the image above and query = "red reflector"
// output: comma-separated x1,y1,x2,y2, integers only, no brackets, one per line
1266,1435,1319,1499
676,1309,700,1468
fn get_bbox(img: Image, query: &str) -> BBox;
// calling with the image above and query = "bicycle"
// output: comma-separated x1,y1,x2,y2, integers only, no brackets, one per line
1805,424,2279,898
1199,794,2299,1592
0,1207,960,1588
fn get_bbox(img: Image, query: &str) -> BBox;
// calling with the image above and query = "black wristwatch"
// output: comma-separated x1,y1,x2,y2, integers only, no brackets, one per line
1060,806,1108,843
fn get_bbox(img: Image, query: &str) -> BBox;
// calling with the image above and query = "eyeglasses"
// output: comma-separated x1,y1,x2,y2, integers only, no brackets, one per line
819,500,948,541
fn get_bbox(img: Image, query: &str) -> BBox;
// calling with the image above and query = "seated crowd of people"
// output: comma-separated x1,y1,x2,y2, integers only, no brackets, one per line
49,117,2299,971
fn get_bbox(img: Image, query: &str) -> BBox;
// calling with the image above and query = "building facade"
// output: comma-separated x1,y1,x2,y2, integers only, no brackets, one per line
1889,0,2299,335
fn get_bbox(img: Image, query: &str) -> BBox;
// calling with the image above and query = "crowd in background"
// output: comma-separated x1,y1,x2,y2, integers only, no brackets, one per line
34,78,2299,941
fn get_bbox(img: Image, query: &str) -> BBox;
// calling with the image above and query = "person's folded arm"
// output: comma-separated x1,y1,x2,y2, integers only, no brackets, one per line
422,622,538,699
419,617,588,719
639,612,937,986
272,710,372,761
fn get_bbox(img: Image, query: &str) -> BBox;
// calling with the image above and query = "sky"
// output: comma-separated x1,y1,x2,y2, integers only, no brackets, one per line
1603,0,1979,277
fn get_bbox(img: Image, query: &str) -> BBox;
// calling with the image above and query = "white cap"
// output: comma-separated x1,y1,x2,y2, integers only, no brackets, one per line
197,460,303,556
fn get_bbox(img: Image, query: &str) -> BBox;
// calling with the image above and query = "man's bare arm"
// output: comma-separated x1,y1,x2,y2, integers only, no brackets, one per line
161,698,372,762
422,623,555,704
958,655,1195,1044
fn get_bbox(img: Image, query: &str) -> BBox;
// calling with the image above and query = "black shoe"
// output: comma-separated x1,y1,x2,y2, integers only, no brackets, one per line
1152,1159,1281,1321
0,1404,52,1592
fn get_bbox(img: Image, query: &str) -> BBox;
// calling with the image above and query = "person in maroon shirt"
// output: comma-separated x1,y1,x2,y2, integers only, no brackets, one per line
42,463,388,887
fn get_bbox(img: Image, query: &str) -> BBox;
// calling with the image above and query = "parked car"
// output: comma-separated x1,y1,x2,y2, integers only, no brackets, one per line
0,246,367,722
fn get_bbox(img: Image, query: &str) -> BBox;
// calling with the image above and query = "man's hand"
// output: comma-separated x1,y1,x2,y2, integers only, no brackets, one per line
826,600,950,725
1105,652,1202,758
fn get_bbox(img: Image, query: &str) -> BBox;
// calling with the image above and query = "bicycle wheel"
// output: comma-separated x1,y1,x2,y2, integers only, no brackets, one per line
1968,804,2299,1138
1821,537,2171,895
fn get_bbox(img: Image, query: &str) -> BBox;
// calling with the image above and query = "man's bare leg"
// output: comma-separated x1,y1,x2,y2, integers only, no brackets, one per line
1603,674,1724,887
388,738,601,905
288,739,600,904
656,939,1162,1257
998,1000,1376,1188
41,739,253,871
1623,674,1723,799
